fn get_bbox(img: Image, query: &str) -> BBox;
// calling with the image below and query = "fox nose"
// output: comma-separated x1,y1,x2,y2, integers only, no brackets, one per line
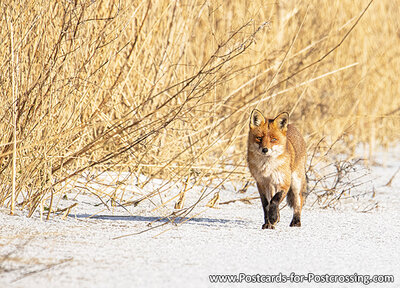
262,148,268,154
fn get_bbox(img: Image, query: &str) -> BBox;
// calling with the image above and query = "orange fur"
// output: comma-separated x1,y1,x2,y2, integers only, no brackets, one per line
247,109,307,229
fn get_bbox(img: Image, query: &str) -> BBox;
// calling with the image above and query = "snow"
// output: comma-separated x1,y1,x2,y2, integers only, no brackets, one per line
1,147,399,287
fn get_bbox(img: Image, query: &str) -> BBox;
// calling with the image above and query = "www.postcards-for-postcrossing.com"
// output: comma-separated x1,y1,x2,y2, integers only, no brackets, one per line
209,272,395,285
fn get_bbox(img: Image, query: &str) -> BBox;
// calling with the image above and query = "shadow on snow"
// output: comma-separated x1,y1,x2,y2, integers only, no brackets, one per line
70,214,247,226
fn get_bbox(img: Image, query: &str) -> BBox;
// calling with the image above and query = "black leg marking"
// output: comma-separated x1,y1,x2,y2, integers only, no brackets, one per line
290,214,301,227
267,191,283,226
259,193,270,229
271,191,284,205
268,203,280,226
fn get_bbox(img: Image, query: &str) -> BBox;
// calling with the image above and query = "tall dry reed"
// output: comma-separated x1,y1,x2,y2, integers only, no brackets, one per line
0,0,399,219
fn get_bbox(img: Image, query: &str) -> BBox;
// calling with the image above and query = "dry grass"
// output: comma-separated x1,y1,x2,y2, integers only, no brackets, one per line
0,0,399,218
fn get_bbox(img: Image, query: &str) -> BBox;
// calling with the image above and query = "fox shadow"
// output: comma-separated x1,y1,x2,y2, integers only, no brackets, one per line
70,214,247,227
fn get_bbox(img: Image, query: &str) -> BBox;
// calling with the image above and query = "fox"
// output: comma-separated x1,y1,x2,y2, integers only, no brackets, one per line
247,109,307,229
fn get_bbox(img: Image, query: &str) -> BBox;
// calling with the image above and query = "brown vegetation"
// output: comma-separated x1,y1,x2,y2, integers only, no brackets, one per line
0,0,399,218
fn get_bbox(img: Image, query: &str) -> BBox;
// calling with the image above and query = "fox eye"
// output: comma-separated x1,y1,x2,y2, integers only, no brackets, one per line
270,138,277,142
256,136,262,142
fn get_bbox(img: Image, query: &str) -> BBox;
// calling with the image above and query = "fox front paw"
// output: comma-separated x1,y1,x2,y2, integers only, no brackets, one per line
262,223,275,229
289,215,301,227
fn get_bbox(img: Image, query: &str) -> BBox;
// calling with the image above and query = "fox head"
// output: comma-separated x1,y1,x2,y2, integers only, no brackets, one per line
248,109,289,157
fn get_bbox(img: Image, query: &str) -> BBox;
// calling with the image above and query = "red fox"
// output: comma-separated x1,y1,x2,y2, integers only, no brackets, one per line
247,109,307,229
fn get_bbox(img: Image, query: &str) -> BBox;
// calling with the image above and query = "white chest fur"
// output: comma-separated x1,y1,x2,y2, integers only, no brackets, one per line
249,153,286,185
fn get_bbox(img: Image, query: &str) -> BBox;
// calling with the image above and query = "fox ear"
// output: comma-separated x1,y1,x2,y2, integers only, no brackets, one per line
273,112,289,131
250,109,265,128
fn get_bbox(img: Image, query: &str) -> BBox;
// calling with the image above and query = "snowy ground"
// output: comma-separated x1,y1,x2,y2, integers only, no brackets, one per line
1,148,399,288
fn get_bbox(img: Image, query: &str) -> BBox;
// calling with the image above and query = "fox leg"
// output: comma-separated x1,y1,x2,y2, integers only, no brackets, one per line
268,190,286,228
257,183,272,229
288,172,304,227
260,192,271,229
